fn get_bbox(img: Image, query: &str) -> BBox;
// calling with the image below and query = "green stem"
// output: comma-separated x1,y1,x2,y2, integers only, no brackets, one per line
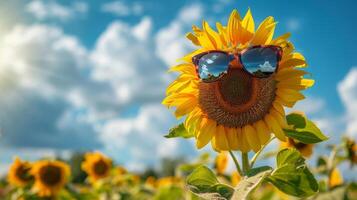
250,137,276,168
229,151,243,176
242,152,250,175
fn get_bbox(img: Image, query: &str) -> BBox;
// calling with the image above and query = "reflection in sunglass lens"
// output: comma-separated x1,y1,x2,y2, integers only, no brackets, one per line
240,47,279,78
198,52,231,82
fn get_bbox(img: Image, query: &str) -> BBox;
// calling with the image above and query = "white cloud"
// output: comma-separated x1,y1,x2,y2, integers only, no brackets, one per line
286,97,326,115
286,18,301,31
0,4,207,171
155,4,203,66
90,17,168,106
338,67,357,137
26,0,88,21
101,1,143,17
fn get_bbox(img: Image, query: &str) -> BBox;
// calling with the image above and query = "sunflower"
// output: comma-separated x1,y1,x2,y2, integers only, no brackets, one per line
7,157,33,187
215,152,228,174
31,160,70,197
328,168,343,188
231,171,241,187
81,152,112,183
280,138,314,157
163,8,314,152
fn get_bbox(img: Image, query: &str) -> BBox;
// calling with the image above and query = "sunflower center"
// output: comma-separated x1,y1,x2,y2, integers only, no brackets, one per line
93,160,109,176
16,165,32,182
198,69,276,127
39,165,62,186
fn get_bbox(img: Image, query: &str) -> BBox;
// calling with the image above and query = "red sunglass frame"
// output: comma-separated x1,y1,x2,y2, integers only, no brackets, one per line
192,45,283,82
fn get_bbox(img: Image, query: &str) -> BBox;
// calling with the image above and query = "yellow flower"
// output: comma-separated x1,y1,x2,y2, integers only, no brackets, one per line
145,176,157,188
156,177,182,188
7,157,33,187
231,171,241,187
31,160,70,197
281,138,314,158
163,8,314,152
328,168,343,188
81,152,112,183
215,152,228,174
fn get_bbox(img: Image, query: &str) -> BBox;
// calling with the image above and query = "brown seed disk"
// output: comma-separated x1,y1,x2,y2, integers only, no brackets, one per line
198,69,276,128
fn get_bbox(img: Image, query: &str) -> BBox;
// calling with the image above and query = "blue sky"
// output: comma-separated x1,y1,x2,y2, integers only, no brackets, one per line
0,0,356,177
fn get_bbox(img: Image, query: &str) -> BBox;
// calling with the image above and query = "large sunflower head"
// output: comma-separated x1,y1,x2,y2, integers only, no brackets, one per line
7,157,33,187
163,9,314,152
281,138,314,158
31,160,70,197
81,152,112,183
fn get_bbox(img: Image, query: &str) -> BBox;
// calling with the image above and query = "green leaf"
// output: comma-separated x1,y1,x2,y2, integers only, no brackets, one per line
286,113,306,128
247,166,273,177
276,148,305,167
267,148,319,198
232,168,272,200
284,113,328,144
164,123,194,139
186,166,234,200
154,186,184,200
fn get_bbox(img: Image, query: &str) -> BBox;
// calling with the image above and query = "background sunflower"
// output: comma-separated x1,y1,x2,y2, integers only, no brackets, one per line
81,152,112,183
30,160,70,197
7,157,33,187
163,9,314,152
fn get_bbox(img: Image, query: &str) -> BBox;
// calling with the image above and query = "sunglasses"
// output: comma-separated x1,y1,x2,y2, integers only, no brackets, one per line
192,45,282,82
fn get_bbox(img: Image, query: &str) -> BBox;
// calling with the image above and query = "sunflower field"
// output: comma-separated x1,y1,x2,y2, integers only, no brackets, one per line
1,4,357,200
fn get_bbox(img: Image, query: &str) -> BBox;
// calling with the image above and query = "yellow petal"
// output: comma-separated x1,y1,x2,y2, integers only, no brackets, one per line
216,22,228,47
270,108,289,129
235,127,244,152
174,97,198,118
275,96,295,108
264,114,286,141
276,89,305,102
227,9,241,46
271,32,291,45
214,125,230,151
254,120,271,145
225,127,239,150
196,118,216,149
272,101,285,116
239,129,251,152
186,32,200,46
169,63,196,75
251,16,276,45
279,55,307,69
203,21,222,49
243,125,261,152
301,79,315,88
275,68,307,81
184,109,201,136
242,8,255,33
166,80,191,95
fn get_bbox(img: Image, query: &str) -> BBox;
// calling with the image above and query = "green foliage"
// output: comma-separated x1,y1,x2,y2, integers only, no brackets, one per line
232,167,272,200
285,113,328,144
164,123,193,139
154,186,184,200
267,148,319,198
246,166,273,177
186,166,234,200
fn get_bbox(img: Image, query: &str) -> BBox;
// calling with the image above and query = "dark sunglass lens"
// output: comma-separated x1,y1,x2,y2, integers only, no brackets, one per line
241,47,279,78
198,52,230,82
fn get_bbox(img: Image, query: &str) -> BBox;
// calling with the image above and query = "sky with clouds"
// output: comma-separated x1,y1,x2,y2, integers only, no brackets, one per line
0,0,356,178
